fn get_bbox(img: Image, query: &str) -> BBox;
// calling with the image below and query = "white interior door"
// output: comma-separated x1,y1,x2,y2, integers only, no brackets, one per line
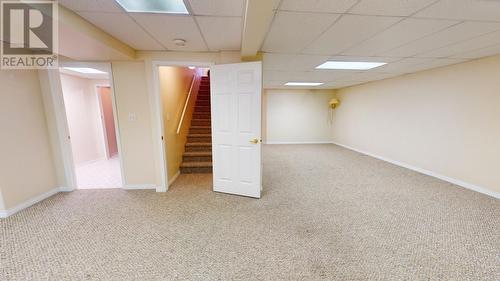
210,61,262,198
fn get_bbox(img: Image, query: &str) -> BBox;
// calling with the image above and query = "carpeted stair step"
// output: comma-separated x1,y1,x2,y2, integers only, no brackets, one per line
192,113,211,119
195,106,210,112
180,161,212,174
189,126,211,134
195,102,211,107
191,119,211,126
197,95,210,100
183,151,212,162
185,142,211,152
187,134,211,143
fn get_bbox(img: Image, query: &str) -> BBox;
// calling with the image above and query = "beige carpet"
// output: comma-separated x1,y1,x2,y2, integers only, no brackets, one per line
1,144,499,281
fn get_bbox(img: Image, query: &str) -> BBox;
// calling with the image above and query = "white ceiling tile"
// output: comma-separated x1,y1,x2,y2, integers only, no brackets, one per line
131,14,207,51
303,15,401,55
415,0,500,21
450,44,500,59
337,72,395,82
77,12,164,51
350,0,436,16
264,70,353,82
263,53,330,71
262,11,340,53
403,58,466,73
59,0,124,13
327,55,401,63
323,81,367,89
195,17,242,51
279,0,359,13
188,0,245,16
373,58,433,73
342,18,458,56
419,30,500,58
381,21,500,57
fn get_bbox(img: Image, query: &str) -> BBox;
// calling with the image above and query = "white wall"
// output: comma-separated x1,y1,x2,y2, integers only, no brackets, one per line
60,73,107,165
112,61,157,187
333,55,500,195
0,70,58,210
264,89,336,143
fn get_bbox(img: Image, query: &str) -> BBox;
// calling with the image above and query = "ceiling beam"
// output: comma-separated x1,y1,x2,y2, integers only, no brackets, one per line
241,0,280,59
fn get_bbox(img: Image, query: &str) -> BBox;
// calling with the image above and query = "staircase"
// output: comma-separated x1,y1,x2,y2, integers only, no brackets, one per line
180,76,213,173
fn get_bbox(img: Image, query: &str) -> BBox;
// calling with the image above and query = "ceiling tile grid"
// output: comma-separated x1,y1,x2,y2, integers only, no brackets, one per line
262,11,341,53
61,0,244,52
263,0,500,88
131,14,209,51
60,0,500,88
195,16,242,51
187,0,246,16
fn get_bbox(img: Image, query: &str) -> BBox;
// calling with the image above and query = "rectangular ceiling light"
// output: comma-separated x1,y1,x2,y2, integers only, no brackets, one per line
316,61,387,70
285,82,324,86
63,67,107,74
115,0,189,14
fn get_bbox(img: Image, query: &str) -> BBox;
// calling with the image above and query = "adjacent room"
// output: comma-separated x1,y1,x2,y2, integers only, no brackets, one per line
59,66,123,189
0,0,499,280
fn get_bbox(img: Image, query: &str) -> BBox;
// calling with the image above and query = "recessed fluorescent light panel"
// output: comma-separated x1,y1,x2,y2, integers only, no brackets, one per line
316,61,387,70
285,82,324,86
115,0,189,14
63,67,107,74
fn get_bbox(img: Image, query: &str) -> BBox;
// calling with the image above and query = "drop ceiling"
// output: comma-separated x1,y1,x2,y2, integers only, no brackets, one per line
59,0,500,89
59,0,246,51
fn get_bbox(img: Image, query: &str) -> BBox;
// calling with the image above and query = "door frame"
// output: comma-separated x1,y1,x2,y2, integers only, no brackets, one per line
95,84,112,159
49,62,125,190
151,60,214,192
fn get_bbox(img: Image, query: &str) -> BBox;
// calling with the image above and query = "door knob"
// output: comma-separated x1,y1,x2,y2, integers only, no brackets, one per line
249,138,259,144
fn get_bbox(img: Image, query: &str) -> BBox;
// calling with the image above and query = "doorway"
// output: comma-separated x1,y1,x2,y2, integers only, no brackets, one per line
59,65,124,189
152,61,263,198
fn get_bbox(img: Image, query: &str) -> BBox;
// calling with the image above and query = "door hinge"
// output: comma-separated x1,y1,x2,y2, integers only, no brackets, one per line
161,136,164,140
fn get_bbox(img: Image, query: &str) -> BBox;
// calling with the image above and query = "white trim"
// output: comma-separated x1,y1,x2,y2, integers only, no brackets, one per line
123,184,157,190
168,171,180,186
151,60,214,193
0,187,60,218
265,141,334,145
58,186,73,192
46,70,77,191
95,84,111,160
332,141,500,199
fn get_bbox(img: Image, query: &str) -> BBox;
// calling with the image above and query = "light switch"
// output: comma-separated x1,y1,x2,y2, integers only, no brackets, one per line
128,112,137,122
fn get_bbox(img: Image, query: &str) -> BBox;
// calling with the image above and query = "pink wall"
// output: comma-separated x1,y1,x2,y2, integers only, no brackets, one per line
99,87,118,157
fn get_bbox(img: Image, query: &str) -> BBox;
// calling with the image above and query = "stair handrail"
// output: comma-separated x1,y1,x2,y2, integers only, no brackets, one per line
177,74,197,135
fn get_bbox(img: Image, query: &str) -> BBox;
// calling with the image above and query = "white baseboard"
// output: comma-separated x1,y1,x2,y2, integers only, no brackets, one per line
0,187,60,218
123,184,157,190
58,186,74,192
168,171,180,186
332,141,500,199
265,141,334,145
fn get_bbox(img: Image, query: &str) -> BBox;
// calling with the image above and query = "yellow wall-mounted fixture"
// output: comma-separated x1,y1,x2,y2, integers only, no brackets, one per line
329,98,340,109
